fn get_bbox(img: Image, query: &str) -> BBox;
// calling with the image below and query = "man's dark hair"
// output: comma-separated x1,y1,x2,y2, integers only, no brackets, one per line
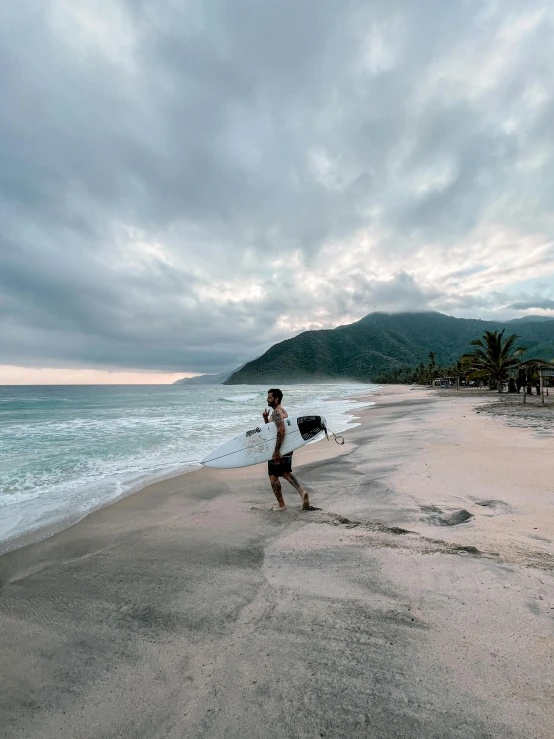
268,388,283,403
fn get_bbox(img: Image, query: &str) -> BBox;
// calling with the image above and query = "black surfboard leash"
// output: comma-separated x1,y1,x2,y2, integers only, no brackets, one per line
321,419,345,445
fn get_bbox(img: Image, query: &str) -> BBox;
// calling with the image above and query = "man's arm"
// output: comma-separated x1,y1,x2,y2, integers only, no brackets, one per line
272,409,285,460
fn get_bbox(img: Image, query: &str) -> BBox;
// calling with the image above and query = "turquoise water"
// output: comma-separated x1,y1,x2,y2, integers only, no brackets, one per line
0,383,377,549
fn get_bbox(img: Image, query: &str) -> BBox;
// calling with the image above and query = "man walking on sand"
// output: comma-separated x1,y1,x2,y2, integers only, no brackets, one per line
263,388,311,511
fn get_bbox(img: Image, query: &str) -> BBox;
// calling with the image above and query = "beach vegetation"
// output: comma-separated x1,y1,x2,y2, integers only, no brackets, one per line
461,330,526,391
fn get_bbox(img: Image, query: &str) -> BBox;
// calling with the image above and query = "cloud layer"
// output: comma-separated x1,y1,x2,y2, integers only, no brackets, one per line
1,0,554,373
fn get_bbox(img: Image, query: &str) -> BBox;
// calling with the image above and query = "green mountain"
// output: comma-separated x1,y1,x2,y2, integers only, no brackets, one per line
225,311,554,385
173,362,250,386
173,368,235,385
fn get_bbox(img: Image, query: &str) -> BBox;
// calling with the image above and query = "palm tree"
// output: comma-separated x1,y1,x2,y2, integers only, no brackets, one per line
461,330,526,392
428,351,436,383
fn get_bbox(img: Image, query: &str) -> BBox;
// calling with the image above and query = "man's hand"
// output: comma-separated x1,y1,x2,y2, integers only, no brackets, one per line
262,409,270,423
272,450,282,462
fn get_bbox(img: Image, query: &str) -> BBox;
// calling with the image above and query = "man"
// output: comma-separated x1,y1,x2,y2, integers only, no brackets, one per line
263,388,310,511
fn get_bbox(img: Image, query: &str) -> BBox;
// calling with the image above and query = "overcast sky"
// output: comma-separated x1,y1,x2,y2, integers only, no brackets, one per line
1,0,553,382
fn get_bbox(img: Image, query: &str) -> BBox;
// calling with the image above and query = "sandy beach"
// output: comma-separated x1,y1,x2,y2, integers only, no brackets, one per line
1,386,553,739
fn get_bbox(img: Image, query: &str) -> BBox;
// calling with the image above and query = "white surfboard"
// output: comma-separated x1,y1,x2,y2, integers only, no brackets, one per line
201,415,327,469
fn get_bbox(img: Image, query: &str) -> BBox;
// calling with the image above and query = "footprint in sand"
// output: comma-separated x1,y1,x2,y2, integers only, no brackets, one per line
471,498,512,516
528,533,553,543
420,505,443,514
420,505,473,526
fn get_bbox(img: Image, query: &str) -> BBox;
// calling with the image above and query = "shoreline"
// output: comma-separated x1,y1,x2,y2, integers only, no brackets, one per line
0,412,356,557
1,385,552,738
0,459,202,558
0,390,375,556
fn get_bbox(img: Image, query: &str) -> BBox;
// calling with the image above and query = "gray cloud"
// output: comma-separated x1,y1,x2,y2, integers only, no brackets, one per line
1,0,553,372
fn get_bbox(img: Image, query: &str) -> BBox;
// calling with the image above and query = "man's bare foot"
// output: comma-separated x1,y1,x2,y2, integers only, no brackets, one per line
271,505,287,512
302,491,310,510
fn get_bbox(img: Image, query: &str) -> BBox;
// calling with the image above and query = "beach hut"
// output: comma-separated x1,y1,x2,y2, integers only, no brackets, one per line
518,361,554,404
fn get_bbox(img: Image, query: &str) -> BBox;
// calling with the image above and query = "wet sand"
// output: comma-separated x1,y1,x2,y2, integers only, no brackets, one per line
1,386,553,738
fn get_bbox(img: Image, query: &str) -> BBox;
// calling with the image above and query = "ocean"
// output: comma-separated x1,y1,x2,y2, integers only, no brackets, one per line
0,383,378,550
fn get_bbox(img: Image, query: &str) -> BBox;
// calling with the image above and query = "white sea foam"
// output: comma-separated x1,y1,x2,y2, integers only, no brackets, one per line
218,393,261,403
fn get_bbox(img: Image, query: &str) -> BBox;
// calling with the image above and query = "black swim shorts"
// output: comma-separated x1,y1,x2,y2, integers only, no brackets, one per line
268,452,293,477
